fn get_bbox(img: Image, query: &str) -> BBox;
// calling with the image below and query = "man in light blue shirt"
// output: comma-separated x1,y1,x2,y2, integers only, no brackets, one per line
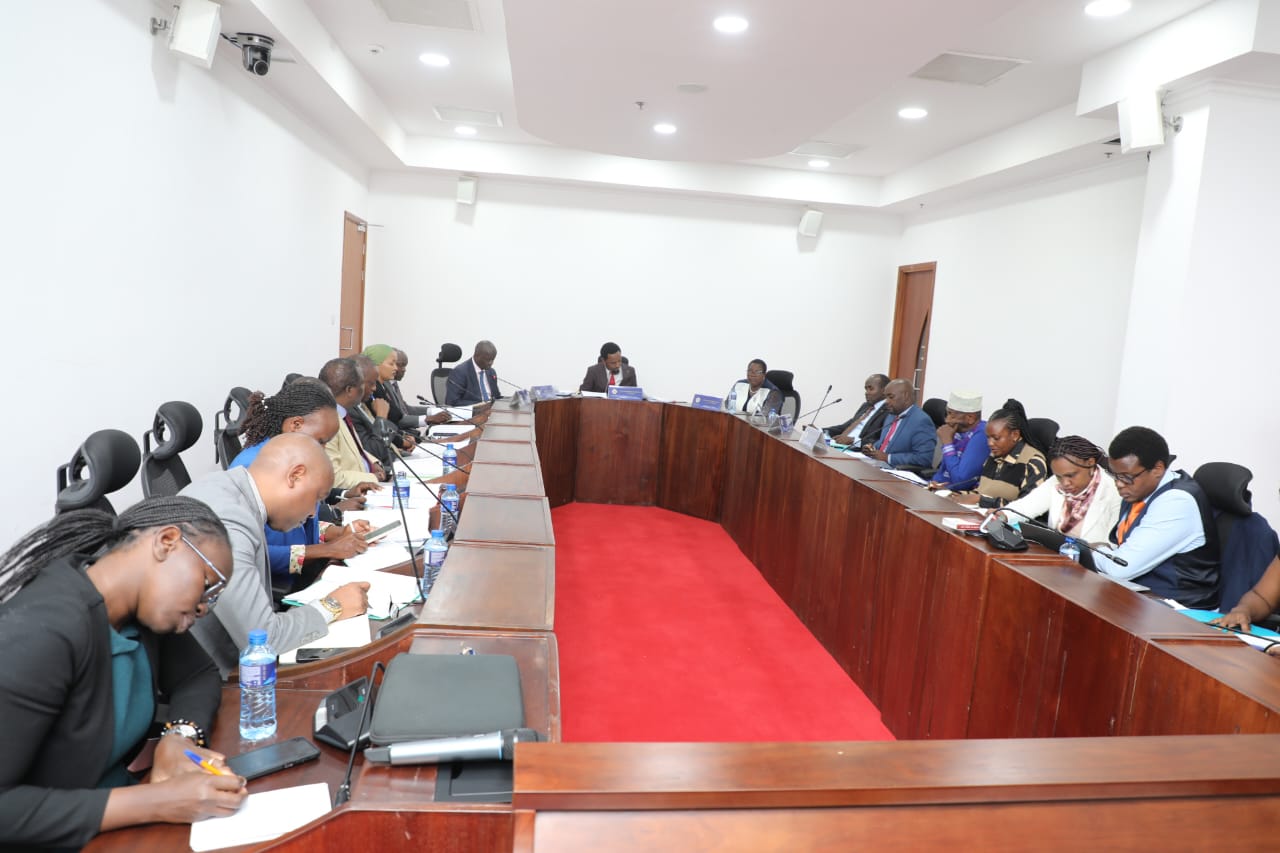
1094,426,1220,608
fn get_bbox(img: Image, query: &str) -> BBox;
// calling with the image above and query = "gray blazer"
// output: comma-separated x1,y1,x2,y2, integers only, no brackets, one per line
182,467,329,676
580,362,637,393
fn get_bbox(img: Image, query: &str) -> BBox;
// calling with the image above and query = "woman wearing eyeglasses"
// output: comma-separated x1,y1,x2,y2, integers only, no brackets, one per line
0,496,248,850
728,359,783,418
996,435,1122,544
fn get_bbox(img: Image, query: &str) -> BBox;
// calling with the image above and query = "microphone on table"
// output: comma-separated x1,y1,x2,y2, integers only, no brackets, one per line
363,728,541,765
806,384,833,429
999,506,1128,567
792,397,843,426
333,660,386,807
495,375,532,409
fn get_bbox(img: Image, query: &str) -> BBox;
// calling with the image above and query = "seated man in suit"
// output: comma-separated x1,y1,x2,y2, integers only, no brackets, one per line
581,342,638,392
1094,426,1221,608
446,340,500,406
927,390,990,492
861,379,937,469
320,357,387,487
826,373,890,446
183,434,371,676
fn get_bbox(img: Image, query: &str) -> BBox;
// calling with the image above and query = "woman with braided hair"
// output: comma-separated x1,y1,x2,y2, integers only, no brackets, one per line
232,378,373,591
0,497,248,849
950,399,1049,509
996,435,1123,544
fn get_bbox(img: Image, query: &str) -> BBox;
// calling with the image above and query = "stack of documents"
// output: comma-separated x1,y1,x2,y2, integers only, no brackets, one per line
284,564,422,620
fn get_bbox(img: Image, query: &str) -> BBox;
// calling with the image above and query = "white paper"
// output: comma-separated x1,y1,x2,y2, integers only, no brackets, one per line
284,566,421,619
941,516,984,532
278,616,374,665
428,423,474,437
345,507,435,540
885,468,928,486
580,390,607,398
426,405,473,419
189,782,331,851
342,540,416,572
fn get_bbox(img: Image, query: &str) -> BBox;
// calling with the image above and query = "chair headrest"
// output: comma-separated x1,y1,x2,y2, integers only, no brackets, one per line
765,370,794,393
55,429,141,512
221,387,253,436
149,401,203,461
922,398,947,428
438,343,463,366
1026,417,1059,452
1194,462,1253,516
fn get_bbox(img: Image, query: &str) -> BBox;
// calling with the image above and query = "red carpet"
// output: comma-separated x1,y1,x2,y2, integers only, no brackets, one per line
552,503,894,743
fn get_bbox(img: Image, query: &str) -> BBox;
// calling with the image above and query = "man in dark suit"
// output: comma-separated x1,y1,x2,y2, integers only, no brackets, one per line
580,341,637,392
862,379,938,469
382,349,451,431
826,373,890,445
446,340,500,406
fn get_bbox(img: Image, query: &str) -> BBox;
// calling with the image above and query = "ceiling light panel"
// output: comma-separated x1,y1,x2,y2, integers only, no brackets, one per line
713,15,749,34
433,105,503,127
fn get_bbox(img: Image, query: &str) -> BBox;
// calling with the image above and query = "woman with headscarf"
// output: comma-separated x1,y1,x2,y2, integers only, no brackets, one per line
0,497,248,849
997,435,1122,543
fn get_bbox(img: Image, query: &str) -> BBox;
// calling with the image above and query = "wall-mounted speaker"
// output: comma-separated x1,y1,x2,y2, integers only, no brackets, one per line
168,0,222,69
457,176,478,205
798,209,823,238
1118,90,1165,154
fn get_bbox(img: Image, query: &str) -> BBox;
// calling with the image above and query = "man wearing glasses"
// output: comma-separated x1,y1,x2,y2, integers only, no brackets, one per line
184,434,371,677
1094,426,1220,608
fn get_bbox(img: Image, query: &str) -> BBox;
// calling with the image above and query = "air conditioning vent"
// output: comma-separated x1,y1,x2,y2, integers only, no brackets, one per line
789,141,864,159
911,52,1026,86
434,106,503,127
374,0,479,32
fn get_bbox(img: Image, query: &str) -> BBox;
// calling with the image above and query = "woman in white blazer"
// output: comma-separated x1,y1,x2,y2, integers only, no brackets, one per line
998,435,1122,545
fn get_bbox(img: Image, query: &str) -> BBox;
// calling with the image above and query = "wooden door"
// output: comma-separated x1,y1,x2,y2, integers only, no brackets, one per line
888,263,936,398
338,212,367,356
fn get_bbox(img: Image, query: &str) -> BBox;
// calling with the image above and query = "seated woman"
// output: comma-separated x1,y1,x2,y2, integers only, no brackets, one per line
1211,556,1280,650
364,344,451,433
997,435,1122,543
231,379,373,592
729,359,783,417
0,497,248,849
950,399,1048,509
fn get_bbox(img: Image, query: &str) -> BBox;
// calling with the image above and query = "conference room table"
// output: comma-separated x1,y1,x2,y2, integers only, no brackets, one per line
88,397,1280,851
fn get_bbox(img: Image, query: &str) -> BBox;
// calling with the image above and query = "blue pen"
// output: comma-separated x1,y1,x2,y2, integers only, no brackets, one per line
184,748,230,776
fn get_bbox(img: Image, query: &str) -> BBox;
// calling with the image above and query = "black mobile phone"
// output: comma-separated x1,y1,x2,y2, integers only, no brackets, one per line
362,520,402,542
226,737,321,781
295,647,342,663
377,609,416,638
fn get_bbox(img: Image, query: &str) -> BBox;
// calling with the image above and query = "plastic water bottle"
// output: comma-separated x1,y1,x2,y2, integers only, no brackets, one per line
440,484,460,538
1059,537,1081,563
238,629,277,741
394,468,410,503
442,444,458,476
725,386,738,413
423,529,448,597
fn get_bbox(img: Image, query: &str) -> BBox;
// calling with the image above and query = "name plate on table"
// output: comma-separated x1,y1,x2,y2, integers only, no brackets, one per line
691,393,724,412
798,425,824,451
607,385,644,401
530,385,557,400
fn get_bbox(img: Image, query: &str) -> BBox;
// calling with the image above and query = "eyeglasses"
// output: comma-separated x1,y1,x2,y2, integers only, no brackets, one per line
182,536,227,608
746,369,765,376
1112,466,1149,486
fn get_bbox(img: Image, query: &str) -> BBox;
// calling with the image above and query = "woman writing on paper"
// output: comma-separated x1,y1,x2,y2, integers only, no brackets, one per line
996,435,1122,544
0,497,248,849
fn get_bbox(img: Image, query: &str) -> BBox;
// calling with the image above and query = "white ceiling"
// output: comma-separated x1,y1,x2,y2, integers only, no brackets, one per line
207,0,1271,209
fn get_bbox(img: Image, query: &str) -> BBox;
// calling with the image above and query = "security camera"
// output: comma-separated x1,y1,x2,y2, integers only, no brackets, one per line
235,33,274,76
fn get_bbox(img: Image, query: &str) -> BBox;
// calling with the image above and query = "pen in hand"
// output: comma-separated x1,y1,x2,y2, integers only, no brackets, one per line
184,749,230,776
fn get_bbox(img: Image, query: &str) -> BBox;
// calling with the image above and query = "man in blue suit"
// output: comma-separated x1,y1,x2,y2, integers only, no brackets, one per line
446,340,500,406
862,379,938,469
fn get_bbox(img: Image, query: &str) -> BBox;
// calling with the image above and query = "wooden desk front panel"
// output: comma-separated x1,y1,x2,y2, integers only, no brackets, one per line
1125,638,1280,735
718,415,764,562
655,404,728,521
488,409,535,426
469,460,547,497
574,398,662,505
474,440,540,467
454,495,555,546
419,543,555,632
264,809,513,853
534,398,578,508
482,424,536,443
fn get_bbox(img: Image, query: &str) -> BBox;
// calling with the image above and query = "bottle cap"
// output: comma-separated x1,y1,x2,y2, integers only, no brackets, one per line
431,529,445,539
248,629,268,645
446,443,454,449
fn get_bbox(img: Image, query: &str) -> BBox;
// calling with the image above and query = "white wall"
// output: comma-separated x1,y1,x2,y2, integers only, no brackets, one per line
364,174,903,419
897,162,1149,444
0,1,368,545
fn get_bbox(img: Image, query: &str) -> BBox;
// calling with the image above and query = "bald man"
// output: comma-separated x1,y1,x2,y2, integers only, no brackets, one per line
862,379,939,469
183,434,370,677
445,340,500,406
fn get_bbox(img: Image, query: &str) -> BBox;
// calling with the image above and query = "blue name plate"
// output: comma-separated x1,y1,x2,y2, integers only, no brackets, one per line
530,385,557,400
691,394,724,411
607,385,645,401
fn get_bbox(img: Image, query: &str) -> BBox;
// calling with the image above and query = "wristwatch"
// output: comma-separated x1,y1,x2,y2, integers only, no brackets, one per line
162,719,207,747
319,596,343,619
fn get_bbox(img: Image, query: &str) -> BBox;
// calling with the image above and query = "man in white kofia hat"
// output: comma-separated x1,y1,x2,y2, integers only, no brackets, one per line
927,391,989,492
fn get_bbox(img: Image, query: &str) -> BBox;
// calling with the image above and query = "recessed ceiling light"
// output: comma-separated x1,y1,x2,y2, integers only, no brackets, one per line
898,106,928,120
653,122,677,135
808,159,830,169
713,15,749,34
454,125,477,136
1084,0,1131,16
419,52,451,68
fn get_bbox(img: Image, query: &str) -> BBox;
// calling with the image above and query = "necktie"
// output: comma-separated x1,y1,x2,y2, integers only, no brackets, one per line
609,372,616,386
1115,501,1146,544
880,417,902,452
479,369,490,402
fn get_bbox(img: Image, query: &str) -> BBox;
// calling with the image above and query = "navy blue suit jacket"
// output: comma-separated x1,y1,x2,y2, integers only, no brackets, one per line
445,358,500,406
875,405,938,468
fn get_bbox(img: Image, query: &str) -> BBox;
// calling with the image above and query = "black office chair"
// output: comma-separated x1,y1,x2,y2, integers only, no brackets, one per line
141,401,203,498
1194,462,1277,613
431,343,463,405
213,386,253,470
1026,417,1059,453
765,370,800,419
55,429,142,516
922,398,947,429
